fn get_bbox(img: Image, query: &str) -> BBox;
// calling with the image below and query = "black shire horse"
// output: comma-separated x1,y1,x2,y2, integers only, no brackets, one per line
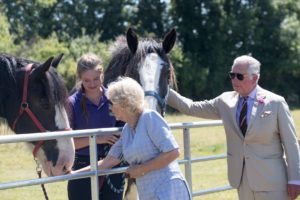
104,28,177,200
0,53,75,176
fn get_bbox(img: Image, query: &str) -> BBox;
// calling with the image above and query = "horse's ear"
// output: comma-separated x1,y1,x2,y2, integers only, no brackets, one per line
51,53,64,69
32,57,54,77
162,28,177,54
126,28,138,54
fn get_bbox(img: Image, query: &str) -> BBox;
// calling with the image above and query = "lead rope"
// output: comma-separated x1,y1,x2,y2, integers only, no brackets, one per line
103,145,125,194
35,158,49,200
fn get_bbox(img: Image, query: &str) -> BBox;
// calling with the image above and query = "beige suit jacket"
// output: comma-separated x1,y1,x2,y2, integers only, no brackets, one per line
167,86,300,191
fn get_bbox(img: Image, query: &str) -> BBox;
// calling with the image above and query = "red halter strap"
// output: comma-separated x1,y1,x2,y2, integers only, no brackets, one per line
12,64,47,157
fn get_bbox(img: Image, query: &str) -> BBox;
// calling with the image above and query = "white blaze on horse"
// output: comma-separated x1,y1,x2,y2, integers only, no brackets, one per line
104,28,177,199
0,54,75,176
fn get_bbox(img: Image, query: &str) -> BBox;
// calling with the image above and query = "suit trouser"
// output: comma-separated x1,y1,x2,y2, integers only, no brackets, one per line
237,164,288,200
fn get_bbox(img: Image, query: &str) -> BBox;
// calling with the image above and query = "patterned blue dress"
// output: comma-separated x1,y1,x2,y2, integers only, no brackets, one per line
109,109,191,200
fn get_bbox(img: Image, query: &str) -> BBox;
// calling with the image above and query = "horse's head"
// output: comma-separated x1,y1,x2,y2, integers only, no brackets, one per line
126,28,177,116
0,54,75,176
104,28,177,116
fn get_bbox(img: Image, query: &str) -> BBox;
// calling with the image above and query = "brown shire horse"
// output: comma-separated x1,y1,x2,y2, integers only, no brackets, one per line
0,53,75,176
104,28,177,199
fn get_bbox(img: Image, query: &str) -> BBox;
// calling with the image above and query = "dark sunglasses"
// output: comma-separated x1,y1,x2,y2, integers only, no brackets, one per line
228,72,247,81
107,100,114,116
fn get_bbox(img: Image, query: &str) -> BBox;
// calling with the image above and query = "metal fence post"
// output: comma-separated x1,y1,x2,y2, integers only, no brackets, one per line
183,126,192,191
89,135,99,200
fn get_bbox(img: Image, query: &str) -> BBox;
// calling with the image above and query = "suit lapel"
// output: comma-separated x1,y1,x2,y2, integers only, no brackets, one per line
247,86,266,132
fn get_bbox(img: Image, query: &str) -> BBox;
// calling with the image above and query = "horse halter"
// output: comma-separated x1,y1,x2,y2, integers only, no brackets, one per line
11,64,47,157
144,88,169,116
11,64,71,158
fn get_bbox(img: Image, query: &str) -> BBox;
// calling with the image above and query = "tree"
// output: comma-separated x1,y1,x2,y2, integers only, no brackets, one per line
132,0,167,36
1,0,134,43
170,0,233,98
170,0,300,106
0,11,16,53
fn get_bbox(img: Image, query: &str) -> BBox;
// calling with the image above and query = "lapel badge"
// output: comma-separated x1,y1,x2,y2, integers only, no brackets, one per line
260,110,272,118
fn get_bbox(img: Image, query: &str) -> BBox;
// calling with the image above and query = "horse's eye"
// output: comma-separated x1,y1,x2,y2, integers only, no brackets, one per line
40,98,51,110
165,68,170,78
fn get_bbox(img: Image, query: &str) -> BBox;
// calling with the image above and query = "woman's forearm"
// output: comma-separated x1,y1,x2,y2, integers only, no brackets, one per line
140,149,180,174
74,155,121,173
97,155,121,170
125,149,180,178
73,137,90,149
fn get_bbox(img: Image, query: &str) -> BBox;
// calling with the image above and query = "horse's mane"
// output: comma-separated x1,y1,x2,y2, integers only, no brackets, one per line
103,36,132,86
0,53,42,87
0,54,67,109
47,67,68,107
104,36,178,90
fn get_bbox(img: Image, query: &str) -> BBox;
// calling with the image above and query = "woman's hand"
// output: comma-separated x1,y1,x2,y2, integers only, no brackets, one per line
97,134,120,145
126,165,145,178
69,155,121,175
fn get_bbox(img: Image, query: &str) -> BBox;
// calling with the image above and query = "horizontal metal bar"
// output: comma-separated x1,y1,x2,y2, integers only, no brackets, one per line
1,155,228,190
178,154,227,165
0,167,128,190
1,155,230,190
170,120,223,129
0,127,122,144
192,185,234,196
191,153,227,162
0,120,223,144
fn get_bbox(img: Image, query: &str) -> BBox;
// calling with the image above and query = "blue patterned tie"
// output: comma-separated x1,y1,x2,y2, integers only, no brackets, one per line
239,97,248,136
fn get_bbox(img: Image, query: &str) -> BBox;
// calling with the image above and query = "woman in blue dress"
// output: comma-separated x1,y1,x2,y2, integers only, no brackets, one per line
74,77,191,200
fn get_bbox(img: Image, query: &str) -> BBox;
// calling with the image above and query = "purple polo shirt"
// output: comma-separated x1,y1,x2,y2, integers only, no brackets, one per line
68,87,119,156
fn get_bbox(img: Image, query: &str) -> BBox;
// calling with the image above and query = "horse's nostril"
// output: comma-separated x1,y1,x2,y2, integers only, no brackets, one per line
63,165,72,174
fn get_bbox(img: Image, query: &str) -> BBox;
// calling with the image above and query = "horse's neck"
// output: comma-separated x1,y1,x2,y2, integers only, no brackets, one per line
0,90,9,119
0,100,4,118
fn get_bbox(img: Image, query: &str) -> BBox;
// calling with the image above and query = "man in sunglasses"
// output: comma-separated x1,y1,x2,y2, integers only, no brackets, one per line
167,55,300,200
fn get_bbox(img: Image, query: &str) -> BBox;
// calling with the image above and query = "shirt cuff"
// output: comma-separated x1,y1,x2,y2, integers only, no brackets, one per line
288,180,300,185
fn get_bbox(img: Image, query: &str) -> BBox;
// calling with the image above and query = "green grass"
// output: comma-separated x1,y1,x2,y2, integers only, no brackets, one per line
1,110,300,200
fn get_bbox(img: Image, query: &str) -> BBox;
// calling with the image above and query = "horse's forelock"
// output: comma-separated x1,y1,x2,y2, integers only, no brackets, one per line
126,39,160,73
47,68,68,106
141,40,177,91
105,35,177,90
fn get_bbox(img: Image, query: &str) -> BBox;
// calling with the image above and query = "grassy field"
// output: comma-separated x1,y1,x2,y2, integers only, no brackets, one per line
1,110,300,200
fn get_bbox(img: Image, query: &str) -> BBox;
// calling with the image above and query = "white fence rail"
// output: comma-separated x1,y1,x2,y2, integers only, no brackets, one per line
0,120,233,199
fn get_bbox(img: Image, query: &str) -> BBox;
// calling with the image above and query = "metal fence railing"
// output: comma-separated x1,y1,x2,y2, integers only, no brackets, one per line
0,120,233,199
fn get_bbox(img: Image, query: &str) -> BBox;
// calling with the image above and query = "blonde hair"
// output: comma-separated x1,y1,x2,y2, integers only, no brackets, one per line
76,53,104,120
107,77,144,115
77,53,103,80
